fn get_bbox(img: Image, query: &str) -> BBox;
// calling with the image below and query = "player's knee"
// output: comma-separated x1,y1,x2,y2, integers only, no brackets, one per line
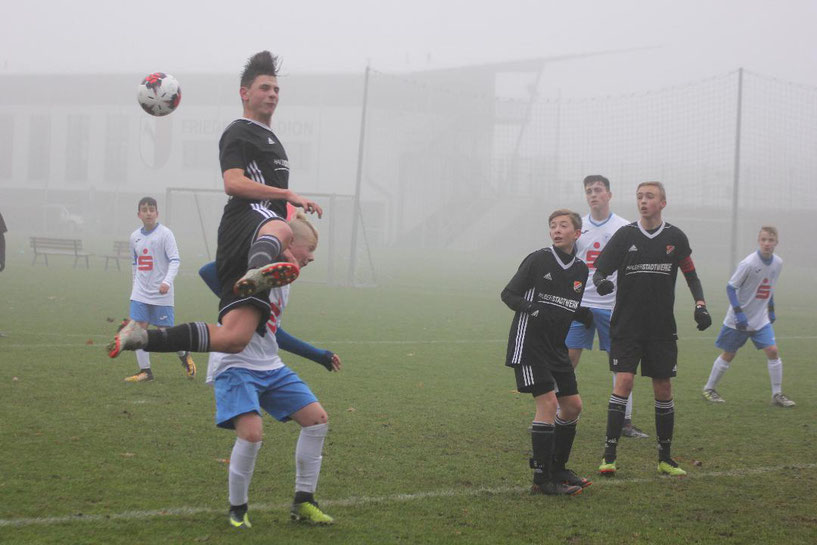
765,346,779,359
215,328,255,353
241,430,263,443
559,399,582,420
309,410,328,426
260,220,293,248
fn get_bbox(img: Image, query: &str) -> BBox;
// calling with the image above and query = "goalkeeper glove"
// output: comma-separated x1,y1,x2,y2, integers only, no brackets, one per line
732,306,748,331
596,279,615,296
694,304,712,331
574,307,594,329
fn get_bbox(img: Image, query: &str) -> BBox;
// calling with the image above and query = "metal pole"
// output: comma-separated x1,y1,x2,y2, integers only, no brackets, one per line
729,68,744,272
348,64,370,286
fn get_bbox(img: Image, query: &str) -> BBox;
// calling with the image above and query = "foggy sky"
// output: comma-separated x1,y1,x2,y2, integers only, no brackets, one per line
2,0,816,96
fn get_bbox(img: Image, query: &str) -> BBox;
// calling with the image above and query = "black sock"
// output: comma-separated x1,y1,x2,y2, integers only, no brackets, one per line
552,415,578,472
655,398,675,462
530,421,555,484
229,503,247,515
248,234,282,269
604,393,628,463
294,491,314,505
146,323,210,352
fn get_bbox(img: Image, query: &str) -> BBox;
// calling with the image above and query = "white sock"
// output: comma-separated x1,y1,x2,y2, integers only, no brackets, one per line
176,350,188,358
705,356,730,391
767,358,783,396
135,349,151,371
295,423,327,494
229,437,262,506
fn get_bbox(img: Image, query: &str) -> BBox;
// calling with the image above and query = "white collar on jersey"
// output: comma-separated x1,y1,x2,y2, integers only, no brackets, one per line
549,245,576,270
637,220,666,239
240,117,274,133
588,212,614,227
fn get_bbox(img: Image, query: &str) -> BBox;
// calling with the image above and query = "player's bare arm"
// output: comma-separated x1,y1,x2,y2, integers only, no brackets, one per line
223,169,323,217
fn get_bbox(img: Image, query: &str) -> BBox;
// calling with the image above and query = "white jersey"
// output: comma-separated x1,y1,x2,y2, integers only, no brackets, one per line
575,212,630,309
129,223,180,306
206,285,290,384
723,251,782,331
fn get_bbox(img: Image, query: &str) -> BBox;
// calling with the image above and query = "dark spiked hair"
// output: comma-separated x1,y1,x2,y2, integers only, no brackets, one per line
240,51,280,88
583,174,610,190
138,196,157,210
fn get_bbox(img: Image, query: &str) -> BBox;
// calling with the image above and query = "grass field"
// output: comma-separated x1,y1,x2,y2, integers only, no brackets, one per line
1,244,815,544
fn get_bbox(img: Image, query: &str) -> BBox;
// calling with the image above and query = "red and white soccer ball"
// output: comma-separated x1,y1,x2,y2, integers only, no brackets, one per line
137,72,181,116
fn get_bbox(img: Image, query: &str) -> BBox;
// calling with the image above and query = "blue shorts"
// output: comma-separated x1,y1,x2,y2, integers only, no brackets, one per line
129,300,175,327
715,323,776,353
565,308,612,351
213,366,318,428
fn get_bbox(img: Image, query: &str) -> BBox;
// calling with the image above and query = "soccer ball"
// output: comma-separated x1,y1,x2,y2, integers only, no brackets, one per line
137,72,181,116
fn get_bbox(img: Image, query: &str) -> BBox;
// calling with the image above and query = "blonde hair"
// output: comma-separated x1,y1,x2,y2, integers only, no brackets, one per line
288,209,319,245
548,209,582,230
759,225,778,239
637,181,666,200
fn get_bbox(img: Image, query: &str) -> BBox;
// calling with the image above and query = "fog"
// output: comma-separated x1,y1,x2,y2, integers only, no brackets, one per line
1,0,816,285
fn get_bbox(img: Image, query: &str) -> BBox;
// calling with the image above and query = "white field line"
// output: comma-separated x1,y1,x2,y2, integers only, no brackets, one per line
1,463,813,528
4,335,817,350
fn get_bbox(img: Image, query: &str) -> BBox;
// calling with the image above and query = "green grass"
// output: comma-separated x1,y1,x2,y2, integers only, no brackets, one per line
1,247,815,544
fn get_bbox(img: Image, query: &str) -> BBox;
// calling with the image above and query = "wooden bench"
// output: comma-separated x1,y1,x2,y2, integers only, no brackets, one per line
30,237,94,268
102,240,131,271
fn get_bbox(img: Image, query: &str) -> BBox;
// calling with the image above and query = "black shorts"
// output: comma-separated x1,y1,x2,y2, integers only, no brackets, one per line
514,364,579,397
608,338,678,378
215,203,285,334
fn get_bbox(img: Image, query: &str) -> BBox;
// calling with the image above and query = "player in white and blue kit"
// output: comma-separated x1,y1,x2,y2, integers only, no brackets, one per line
702,226,795,407
566,175,648,438
207,211,341,528
122,197,195,382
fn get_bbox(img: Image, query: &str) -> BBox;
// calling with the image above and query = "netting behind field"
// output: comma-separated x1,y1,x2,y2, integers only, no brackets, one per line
359,68,817,263
165,189,375,286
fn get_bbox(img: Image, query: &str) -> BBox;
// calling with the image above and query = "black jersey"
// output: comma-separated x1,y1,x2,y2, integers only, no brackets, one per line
593,221,692,341
219,118,289,219
502,246,589,371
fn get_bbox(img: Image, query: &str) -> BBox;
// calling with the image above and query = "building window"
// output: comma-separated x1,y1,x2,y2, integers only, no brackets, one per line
66,114,90,183
28,114,51,182
0,114,12,180
105,114,128,185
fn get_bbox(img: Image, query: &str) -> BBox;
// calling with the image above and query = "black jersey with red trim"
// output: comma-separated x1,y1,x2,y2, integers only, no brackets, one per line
219,118,289,219
593,221,692,340
502,246,589,371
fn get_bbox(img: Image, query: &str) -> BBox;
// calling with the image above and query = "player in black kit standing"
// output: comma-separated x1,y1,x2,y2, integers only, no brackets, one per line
502,209,595,496
109,51,322,359
594,182,711,477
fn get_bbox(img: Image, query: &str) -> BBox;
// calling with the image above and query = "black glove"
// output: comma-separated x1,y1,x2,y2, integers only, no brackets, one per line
574,307,594,329
320,350,336,372
596,279,615,296
694,304,712,331
525,302,548,318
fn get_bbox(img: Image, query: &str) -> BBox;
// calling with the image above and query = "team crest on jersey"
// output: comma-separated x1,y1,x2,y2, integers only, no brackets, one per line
573,281,583,293
666,245,675,255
